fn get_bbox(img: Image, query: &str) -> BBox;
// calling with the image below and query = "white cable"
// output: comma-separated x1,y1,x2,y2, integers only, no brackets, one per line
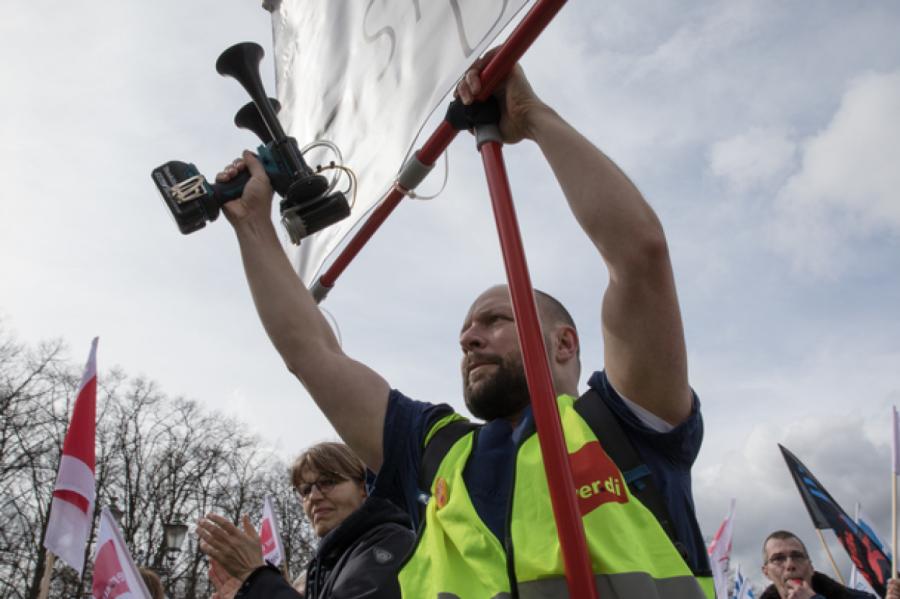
301,140,344,195
406,150,449,201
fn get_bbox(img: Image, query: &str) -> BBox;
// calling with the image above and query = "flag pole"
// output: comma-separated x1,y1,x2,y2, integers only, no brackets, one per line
311,0,568,301
37,550,55,599
815,529,845,584
892,406,898,576
478,131,598,598
893,458,898,577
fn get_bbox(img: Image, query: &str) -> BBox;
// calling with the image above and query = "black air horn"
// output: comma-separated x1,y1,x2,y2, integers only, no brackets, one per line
151,42,350,243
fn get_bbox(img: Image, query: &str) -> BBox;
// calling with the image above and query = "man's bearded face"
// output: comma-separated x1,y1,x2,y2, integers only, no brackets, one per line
463,350,531,421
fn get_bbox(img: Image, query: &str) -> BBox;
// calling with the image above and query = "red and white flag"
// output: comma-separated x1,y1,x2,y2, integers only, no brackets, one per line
707,498,736,599
91,506,151,599
43,337,98,574
259,495,285,566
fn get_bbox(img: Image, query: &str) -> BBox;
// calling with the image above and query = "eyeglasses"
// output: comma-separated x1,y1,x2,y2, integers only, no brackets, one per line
296,474,351,499
766,551,808,566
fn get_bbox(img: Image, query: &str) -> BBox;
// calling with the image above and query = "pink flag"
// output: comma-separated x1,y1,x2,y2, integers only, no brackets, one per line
707,498,736,599
91,507,151,599
892,406,899,474
43,337,98,574
259,495,285,566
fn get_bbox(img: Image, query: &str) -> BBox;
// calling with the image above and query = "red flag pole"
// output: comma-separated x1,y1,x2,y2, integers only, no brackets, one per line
312,0,567,301
313,2,597,595
478,130,597,598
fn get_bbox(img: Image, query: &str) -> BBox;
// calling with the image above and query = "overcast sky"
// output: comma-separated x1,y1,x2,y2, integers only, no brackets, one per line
2,1,899,589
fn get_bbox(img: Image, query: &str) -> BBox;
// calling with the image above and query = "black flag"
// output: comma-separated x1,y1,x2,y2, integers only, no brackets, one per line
779,444,892,597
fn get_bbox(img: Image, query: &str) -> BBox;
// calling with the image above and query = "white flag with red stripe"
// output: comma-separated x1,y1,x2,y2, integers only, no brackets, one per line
43,337,98,574
707,498,736,599
91,506,151,599
259,495,285,566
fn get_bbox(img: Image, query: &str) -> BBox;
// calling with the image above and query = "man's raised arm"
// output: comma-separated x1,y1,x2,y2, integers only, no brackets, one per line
221,151,389,470
458,59,691,425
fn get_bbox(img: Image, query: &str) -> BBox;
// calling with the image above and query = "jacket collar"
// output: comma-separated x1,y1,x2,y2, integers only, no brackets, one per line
315,496,410,564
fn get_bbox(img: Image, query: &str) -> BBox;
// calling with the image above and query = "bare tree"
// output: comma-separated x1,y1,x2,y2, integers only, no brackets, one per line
0,327,316,599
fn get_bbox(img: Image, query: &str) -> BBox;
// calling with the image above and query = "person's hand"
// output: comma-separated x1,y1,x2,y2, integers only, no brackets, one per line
208,557,242,599
197,514,264,583
784,577,816,599
455,48,548,145
215,151,275,229
887,577,900,599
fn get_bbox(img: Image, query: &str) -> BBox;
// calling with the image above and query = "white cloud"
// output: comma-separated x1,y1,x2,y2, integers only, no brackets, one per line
628,1,767,79
709,127,797,192
769,70,900,275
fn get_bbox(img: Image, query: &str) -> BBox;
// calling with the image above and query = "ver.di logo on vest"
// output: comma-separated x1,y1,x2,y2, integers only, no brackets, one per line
568,441,628,516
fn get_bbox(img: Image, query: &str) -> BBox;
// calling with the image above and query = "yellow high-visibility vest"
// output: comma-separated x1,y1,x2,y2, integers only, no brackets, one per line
398,393,713,599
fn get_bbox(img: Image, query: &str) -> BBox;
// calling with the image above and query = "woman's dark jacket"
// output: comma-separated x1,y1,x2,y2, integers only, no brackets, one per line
236,496,414,599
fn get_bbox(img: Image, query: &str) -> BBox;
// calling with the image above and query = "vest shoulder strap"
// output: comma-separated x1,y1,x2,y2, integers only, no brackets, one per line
419,418,479,493
574,388,683,556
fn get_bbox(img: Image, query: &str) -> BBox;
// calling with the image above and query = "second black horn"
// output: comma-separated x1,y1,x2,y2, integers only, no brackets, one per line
235,98,282,143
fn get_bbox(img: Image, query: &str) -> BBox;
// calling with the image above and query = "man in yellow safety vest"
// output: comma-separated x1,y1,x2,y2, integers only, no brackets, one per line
217,53,712,598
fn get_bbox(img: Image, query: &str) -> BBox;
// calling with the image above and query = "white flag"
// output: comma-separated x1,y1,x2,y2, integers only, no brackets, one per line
707,498,736,599
271,0,533,284
732,564,756,599
91,507,152,599
848,565,877,595
259,495,286,566
44,337,98,574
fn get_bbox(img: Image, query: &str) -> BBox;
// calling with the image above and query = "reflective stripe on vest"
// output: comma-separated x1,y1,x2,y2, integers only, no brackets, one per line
518,572,704,599
398,394,707,599
699,575,716,599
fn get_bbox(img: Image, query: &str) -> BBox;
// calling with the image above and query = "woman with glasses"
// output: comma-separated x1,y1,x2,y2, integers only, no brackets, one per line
198,442,414,599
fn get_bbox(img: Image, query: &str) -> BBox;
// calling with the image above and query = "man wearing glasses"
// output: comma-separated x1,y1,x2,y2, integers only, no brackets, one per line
760,530,898,599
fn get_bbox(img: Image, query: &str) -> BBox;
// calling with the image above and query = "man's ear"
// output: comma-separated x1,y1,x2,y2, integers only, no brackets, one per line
553,325,579,364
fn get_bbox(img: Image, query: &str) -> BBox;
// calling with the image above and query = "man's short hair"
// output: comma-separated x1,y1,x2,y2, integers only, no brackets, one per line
290,441,366,491
762,530,809,564
535,289,580,359
534,289,577,332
